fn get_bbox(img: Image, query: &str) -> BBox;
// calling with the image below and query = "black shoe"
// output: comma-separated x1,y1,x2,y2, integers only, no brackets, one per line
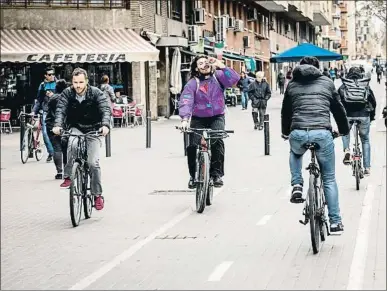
46,154,53,162
343,152,351,165
55,173,63,180
290,184,304,203
213,176,224,188
188,177,195,189
258,125,264,130
330,222,344,235
254,124,258,130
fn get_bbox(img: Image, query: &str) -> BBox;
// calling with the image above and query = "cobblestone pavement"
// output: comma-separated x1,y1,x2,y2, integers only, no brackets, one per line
1,78,386,290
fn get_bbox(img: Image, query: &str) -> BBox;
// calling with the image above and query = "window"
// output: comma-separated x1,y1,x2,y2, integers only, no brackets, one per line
233,1,237,18
220,0,225,15
214,0,219,16
155,0,161,15
171,0,182,21
226,0,230,15
202,0,207,11
185,0,193,24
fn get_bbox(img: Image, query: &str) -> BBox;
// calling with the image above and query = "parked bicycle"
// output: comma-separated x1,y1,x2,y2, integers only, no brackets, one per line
285,131,339,254
19,112,43,164
60,130,102,227
176,127,234,213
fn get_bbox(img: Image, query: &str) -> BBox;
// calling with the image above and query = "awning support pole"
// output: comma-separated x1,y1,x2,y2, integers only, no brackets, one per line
145,61,152,148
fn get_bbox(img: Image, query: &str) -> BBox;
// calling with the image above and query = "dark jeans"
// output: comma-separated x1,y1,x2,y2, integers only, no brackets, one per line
187,115,225,178
252,101,267,126
48,131,68,174
279,83,285,94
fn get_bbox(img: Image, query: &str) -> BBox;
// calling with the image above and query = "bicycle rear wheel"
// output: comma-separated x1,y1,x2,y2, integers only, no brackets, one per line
355,160,360,190
196,152,210,213
83,172,93,219
70,162,83,227
317,181,327,242
20,129,31,164
308,174,320,254
354,126,361,190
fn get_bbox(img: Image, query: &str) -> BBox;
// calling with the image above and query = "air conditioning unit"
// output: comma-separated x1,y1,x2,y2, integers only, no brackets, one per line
214,16,227,42
194,8,206,25
243,36,251,48
247,8,258,21
228,16,236,29
188,25,200,44
234,19,244,32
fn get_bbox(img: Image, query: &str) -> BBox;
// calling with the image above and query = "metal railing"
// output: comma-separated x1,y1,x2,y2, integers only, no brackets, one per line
1,0,125,9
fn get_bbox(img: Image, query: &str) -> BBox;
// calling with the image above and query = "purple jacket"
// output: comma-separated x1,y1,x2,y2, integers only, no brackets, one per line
179,67,240,119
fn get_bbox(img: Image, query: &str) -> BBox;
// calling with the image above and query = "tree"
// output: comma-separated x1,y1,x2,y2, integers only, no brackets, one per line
356,0,387,24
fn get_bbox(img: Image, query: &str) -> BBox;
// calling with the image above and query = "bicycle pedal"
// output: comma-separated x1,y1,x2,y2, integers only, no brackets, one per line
291,197,305,204
299,219,308,225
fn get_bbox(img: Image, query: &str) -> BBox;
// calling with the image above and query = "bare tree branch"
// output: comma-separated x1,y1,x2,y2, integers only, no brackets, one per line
358,0,387,24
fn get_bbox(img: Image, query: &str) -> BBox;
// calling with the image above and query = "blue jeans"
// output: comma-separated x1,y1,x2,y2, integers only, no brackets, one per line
342,117,371,168
241,91,249,109
42,112,54,155
289,129,341,224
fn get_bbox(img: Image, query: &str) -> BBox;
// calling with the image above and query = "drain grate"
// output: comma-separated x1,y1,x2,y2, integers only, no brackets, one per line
155,235,197,240
149,190,195,195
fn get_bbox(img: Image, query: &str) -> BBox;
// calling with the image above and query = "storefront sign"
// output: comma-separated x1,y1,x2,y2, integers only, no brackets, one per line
25,53,126,63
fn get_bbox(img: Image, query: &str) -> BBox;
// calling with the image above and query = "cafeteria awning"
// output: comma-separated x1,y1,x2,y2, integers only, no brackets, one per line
0,29,160,63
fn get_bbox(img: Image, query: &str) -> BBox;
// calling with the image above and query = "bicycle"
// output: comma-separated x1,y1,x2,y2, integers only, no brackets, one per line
285,131,339,254
176,126,234,213
19,112,43,164
346,120,364,190
61,130,102,227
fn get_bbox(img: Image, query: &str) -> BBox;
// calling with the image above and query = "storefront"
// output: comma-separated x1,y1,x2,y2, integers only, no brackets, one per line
0,28,159,126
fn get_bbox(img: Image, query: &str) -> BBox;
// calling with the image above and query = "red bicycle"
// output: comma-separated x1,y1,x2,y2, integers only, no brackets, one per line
19,112,44,164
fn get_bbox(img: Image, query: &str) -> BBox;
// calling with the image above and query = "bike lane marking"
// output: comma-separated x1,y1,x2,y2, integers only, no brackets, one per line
69,187,225,290
207,261,234,282
256,215,273,226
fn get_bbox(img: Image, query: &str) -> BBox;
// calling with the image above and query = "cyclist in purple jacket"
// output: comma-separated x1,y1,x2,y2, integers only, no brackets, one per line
179,55,240,188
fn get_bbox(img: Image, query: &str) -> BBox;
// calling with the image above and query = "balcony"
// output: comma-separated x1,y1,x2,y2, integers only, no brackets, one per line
255,0,288,12
339,3,347,13
287,1,313,22
311,2,331,26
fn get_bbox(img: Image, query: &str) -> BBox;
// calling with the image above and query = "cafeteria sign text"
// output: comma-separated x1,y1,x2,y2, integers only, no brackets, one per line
26,53,126,63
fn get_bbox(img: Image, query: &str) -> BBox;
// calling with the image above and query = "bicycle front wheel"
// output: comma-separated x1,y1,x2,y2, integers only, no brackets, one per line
70,162,83,227
196,152,210,213
20,129,31,164
308,174,320,254
83,173,93,219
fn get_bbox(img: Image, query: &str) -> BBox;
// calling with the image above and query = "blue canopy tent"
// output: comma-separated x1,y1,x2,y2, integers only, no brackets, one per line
270,43,343,63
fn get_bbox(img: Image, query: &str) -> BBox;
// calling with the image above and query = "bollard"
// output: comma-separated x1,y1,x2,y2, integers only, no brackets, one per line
146,110,151,148
105,131,111,157
183,132,189,156
264,113,270,155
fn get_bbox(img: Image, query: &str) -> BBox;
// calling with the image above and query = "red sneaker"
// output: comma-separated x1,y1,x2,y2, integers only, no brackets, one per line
94,195,104,210
60,178,71,189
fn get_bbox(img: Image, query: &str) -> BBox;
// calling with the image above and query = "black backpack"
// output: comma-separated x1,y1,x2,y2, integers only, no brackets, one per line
341,77,370,106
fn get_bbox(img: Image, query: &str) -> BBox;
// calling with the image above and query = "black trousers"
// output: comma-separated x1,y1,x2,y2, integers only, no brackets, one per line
187,115,225,178
279,83,285,94
48,131,68,174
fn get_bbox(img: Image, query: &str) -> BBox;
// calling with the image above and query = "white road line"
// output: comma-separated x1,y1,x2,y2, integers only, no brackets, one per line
208,261,234,282
256,214,273,226
69,187,225,290
346,184,376,290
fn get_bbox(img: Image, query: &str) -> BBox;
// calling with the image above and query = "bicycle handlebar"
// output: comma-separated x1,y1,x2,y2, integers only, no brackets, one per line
58,130,102,137
175,126,234,134
19,112,39,119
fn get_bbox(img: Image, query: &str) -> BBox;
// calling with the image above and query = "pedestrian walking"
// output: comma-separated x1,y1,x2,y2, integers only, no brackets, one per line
248,71,271,130
323,67,330,78
285,68,292,89
237,72,251,110
376,65,382,84
277,70,285,95
329,67,336,81
33,67,56,162
45,79,69,179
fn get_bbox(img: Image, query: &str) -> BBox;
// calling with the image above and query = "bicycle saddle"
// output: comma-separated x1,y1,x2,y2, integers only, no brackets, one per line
303,142,320,150
349,120,361,124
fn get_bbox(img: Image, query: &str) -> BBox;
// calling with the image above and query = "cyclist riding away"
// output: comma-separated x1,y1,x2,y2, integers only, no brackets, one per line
281,57,350,235
179,55,239,189
339,66,376,176
52,68,111,211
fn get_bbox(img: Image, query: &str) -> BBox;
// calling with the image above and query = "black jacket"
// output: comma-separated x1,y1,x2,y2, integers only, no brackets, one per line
248,80,271,108
277,73,285,85
281,65,349,136
338,74,377,120
54,85,111,133
45,93,63,131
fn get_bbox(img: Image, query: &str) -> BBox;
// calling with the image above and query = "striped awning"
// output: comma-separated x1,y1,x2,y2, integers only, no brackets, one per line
0,29,160,63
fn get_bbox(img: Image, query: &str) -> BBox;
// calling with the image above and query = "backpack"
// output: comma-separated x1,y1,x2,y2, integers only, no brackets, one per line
341,77,370,106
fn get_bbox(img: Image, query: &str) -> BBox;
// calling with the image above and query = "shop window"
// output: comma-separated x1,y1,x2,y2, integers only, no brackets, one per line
171,0,182,21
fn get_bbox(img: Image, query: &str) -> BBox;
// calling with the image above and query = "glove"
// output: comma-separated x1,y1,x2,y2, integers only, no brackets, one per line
180,119,189,131
52,126,62,135
99,126,110,136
